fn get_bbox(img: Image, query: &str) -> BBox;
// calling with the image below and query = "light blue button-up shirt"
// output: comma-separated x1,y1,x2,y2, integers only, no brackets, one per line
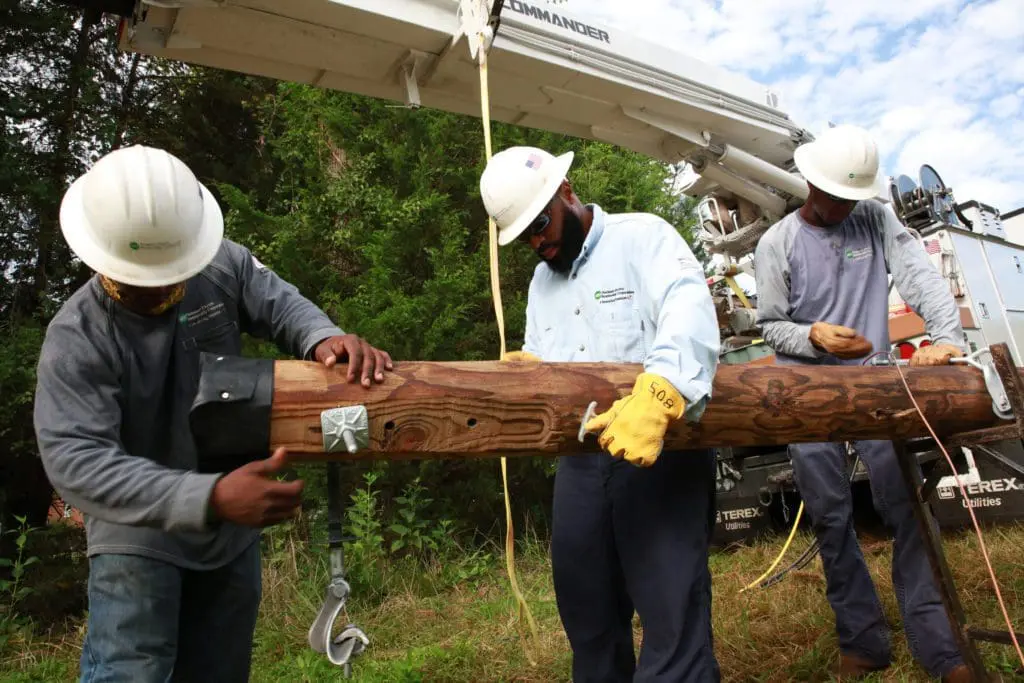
521,204,720,419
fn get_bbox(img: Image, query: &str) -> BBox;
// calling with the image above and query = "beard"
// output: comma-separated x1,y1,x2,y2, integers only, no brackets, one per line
99,275,186,316
539,208,586,275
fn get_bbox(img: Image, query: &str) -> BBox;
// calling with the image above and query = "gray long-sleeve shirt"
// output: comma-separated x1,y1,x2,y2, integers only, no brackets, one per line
34,239,343,569
754,199,963,365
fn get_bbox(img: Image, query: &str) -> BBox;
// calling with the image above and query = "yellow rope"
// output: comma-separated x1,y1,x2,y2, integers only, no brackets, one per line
739,501,804,592
478,40,540,664
724,275,752,309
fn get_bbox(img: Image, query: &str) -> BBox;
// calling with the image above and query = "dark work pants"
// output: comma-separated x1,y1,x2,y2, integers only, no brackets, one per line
551,448,720,683
789,439,965,678
79,540,262,683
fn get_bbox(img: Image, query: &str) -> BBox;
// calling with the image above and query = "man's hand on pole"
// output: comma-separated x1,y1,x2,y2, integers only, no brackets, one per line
583,372,687,467
314,334,394,387
809,322,874,359
910,343,964,366
208,448,304,528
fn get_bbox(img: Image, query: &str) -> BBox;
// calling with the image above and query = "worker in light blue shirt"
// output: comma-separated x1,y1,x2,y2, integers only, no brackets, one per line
480,145,721,683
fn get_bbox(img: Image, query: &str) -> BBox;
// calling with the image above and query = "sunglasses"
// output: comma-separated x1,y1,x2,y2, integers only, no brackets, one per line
519,213,551,242
518,192,560,243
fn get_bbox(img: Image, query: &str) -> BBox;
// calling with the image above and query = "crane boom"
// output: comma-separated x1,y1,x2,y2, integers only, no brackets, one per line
112,0,813,230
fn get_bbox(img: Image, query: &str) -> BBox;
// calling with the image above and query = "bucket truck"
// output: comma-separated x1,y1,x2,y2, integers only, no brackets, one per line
69,0,1024,541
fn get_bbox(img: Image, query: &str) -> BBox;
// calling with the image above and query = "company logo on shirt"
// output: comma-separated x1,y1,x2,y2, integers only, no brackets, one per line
593,287,635,303
179,302,227,327
845,247,872,261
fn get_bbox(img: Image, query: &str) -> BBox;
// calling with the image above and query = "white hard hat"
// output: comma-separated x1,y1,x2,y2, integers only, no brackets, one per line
480,146,574,245
793,125,887,201
59,145,224,287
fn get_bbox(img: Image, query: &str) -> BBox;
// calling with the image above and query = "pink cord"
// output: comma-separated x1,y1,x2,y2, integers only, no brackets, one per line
892,360,1024,668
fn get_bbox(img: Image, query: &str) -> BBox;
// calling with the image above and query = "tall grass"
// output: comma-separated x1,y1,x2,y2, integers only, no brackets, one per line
2,480,1022,682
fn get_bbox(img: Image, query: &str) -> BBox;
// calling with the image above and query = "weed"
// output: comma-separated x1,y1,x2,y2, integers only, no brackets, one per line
0,516,41,653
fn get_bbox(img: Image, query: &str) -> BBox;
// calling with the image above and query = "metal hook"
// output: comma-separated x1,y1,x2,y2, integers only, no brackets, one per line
307,575,369,675
578,400,598,443
308,459,370,676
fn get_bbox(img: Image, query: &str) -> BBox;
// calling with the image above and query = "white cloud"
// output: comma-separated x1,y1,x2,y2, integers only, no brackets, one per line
991,93,1021,119
579,0,1024,213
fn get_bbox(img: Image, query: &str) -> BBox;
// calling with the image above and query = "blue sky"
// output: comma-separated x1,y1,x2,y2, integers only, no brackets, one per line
583,0,1024,214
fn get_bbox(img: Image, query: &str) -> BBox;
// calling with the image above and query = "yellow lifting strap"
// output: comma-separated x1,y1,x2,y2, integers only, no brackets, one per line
724,275,752,309
476,40,541,664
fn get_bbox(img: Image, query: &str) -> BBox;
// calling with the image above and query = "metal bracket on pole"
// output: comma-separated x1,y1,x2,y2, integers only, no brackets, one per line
953,347,1013,420
321,405,369,455
869,346,1012,421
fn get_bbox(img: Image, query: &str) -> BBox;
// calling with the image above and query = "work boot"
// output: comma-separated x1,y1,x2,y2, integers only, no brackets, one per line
941,664,974,683
836,653,889,680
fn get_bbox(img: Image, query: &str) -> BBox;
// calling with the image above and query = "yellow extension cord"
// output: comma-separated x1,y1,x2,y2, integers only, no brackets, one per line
477,43,541,664
739,501,804,592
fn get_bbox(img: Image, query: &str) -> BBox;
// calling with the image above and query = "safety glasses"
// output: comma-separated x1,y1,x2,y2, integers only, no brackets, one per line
519,212,551,242
518,191,559,243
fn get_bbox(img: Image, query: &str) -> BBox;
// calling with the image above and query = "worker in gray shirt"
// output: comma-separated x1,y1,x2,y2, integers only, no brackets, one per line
754,125,970,683
33,145,393,683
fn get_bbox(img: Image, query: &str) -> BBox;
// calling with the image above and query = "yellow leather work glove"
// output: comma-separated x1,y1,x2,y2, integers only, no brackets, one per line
909,343,964,367
501,350,541,362
583,372,686,467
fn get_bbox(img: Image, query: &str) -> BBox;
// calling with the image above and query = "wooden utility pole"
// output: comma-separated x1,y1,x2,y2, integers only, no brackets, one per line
212,358,1015,461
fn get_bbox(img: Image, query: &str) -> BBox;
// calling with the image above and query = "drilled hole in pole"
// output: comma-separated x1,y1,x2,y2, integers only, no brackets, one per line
384,421,395,431
467,418,478,428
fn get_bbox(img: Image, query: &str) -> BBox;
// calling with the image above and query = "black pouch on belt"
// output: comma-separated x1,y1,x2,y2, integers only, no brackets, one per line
189,352,274,473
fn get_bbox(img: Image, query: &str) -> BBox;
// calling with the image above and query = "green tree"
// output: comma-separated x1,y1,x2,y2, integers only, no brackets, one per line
0,1,700,539
0,1,276,527
216,83,700,536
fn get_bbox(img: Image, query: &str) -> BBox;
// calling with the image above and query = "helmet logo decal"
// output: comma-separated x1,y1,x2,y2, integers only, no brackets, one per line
525,152,543,169
128,240,183,251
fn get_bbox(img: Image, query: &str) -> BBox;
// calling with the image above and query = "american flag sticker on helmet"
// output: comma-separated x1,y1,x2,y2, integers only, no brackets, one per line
525,153,543,169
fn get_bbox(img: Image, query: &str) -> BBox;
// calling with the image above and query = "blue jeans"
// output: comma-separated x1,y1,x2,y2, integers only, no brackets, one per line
789,439,964,678
79,540,262,683
551,449,720,683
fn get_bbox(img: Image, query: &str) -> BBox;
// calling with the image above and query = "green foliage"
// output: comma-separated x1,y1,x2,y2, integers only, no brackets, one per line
0,1,277,527
345,470,387,592
0,324,43,452
0,8,704,653
0,323,49,529
340,470,491,599
213,82,700,543
0,517,41,653
217,83,699,362
389,478,455,557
